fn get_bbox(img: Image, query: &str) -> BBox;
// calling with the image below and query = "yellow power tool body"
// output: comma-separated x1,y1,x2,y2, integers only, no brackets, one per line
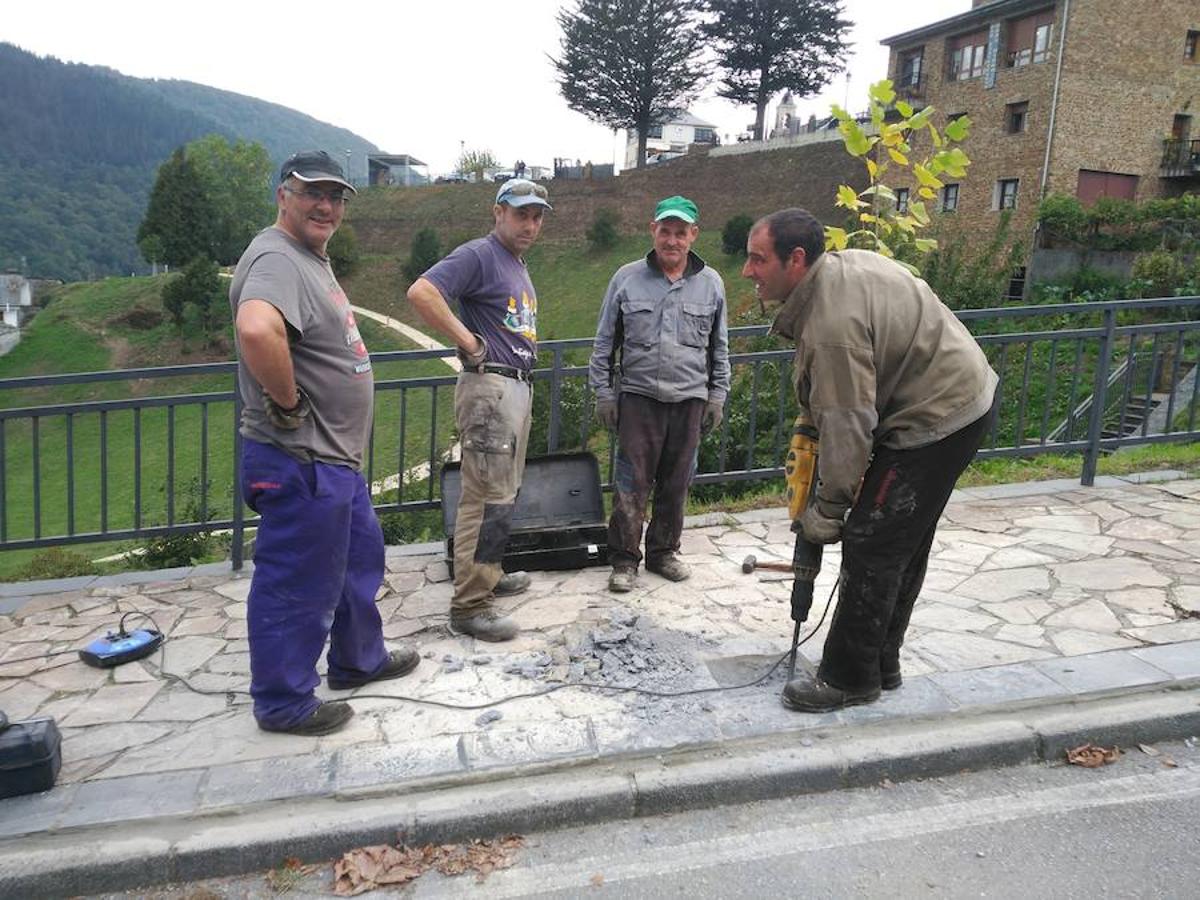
784,411,824,679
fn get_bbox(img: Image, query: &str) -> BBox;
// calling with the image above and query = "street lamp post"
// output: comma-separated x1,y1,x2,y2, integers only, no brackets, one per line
344,149,353,186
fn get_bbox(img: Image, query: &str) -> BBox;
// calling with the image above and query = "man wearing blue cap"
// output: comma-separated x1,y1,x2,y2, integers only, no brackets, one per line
231,150,420,736
589,196,730,592
407,178,551,641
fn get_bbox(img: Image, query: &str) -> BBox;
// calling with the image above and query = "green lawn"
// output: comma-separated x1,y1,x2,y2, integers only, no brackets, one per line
0,292,459,579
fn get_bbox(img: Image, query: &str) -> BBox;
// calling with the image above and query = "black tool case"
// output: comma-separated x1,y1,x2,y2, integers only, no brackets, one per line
0,715,61,799
441,452,609,574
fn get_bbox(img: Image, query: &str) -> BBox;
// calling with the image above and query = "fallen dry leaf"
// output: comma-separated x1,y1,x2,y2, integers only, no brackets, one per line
1162,757,1179,768
1066,742,1122,768
1138,743,1161,757
591,873,605,887
332,835,525,894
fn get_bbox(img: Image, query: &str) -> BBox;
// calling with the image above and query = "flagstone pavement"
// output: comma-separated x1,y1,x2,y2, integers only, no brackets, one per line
1,472,1198,835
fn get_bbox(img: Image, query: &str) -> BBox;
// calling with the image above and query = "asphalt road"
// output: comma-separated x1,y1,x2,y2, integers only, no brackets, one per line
93,737,1200,898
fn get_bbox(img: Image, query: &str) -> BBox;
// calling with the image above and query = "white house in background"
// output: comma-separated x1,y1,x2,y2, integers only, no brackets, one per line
624,111,719,169
0,273,32,329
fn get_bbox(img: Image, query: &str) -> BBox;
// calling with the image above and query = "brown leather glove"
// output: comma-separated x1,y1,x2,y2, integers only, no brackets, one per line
263,385,311,431
457,333,488,369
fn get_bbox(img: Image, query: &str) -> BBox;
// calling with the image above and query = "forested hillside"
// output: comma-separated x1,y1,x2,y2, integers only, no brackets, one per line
0,43,377,281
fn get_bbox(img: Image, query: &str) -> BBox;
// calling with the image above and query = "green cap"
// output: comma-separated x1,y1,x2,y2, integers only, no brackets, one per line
654,195,698,224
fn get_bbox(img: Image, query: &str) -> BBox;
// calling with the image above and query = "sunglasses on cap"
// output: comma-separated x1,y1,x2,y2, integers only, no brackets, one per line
498,181,548,200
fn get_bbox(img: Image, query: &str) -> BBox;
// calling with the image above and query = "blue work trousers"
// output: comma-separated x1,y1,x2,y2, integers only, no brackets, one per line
241,439,387,729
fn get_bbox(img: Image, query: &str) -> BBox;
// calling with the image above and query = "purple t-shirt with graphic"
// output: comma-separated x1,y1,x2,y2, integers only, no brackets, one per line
421,233,538,371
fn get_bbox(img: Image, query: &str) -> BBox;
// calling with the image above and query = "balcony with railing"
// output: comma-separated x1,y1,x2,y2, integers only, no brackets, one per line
893,71,926,101
1161,138,1200,177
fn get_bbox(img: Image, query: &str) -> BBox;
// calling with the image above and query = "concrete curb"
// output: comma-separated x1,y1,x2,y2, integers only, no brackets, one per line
5,682,1198,898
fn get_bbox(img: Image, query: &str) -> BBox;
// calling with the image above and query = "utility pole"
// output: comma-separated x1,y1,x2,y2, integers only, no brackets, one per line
344,149,353,186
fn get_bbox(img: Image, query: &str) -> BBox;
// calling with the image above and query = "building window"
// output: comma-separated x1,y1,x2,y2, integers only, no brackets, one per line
895,187,909,213
1008,13,1055,67
647,124,663,139
996,179,1019,210
1076,170,1138,204
898,49,924,87
949,32,988,80
1186,30,1198,61
1033,23,1053,62
1006,267,1027,301
940,184,959,212
693,128,716,144
1006,101,1028,134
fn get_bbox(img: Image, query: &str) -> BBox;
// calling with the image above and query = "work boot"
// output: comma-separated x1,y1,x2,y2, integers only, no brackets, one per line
259,700,353,736
645,553,690,582
327,647,420,690
608,565,637,593
494,571,532,597
780,674,881,713
881,668,902,691
449,608,519,642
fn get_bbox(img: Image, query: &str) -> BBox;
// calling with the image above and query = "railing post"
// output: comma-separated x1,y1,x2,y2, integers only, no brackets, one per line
1081,308,1116,486
231,385,245,570
548,348,562,452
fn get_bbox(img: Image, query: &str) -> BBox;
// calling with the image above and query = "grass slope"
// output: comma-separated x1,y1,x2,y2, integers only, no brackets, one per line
0,276,454,579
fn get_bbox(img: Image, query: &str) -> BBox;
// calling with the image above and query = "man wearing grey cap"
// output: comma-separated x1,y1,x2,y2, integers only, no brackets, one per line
589,196,730,593
407,178,551,641
230,150,420,736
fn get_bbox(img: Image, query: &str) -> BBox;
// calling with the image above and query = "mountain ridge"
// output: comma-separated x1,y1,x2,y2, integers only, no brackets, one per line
0,42,378,281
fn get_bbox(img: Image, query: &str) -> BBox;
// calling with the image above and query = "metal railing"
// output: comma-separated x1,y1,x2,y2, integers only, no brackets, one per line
1,297,1198,567
1161,138,1200,174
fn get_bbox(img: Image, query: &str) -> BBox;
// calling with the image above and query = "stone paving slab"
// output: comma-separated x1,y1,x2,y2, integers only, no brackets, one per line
0,473,1198,845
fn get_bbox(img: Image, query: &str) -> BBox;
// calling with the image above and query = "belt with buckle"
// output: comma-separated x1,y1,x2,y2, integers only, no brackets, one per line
477,363,532,383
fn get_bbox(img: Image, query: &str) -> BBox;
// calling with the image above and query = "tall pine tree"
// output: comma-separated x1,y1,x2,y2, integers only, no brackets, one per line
703,0,850,141
553,0,708,169
137,148,218,268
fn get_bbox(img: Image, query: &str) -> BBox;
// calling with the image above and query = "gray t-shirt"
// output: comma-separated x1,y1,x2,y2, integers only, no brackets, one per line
229,226,374,470
421,233,538,370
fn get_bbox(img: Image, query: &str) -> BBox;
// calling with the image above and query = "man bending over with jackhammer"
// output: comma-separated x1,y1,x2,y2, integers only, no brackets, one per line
743,208,997,713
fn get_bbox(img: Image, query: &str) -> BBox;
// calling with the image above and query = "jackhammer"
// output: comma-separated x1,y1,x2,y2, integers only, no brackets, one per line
784,411,823,682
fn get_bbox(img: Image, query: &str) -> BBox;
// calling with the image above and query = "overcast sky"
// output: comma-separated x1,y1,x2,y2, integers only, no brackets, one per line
6,0,968,176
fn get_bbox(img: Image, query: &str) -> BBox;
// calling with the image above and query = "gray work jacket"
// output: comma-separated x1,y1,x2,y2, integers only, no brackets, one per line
588,250,730,406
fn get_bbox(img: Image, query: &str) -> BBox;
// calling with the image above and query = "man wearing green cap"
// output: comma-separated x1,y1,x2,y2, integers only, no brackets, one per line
588,196,730,592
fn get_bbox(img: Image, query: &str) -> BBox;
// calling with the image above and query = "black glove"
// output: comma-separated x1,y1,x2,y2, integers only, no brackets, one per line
701,400,724,433
457,333,488,369
798,504,844,545
263,385,311,431
596,398,618,430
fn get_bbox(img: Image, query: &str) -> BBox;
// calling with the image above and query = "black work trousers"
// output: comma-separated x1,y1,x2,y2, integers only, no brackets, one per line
818,409,993,693
608,392,705,569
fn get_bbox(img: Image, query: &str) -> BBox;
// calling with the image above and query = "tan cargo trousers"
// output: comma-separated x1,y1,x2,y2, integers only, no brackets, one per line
451,371,532,612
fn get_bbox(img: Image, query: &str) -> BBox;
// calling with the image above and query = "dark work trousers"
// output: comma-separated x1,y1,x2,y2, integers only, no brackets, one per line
818,409,993,693
608,393,705,569
241,439,388,730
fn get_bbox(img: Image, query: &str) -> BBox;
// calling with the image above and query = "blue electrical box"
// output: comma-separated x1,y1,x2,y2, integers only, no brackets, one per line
78,629,163,668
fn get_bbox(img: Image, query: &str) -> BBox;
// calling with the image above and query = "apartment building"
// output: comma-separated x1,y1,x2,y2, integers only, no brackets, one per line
883,0,1199,275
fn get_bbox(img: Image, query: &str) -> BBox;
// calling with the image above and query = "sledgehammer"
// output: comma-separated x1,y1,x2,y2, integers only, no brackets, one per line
741,554,793,575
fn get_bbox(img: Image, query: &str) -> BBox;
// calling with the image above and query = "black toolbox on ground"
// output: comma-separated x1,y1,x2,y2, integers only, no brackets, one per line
441,451,609,575
0,714,62,799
